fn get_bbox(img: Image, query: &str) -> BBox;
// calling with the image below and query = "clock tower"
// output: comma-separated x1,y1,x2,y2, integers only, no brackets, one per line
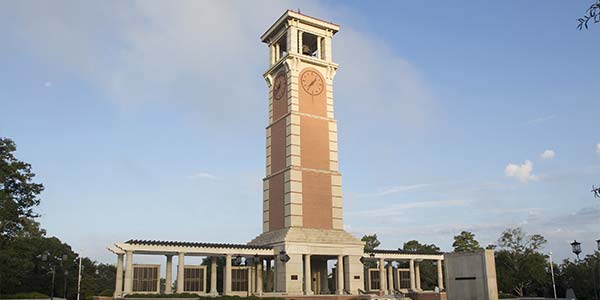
249,10,364,295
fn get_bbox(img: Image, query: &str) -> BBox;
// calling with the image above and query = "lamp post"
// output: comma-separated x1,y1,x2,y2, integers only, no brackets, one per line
549,252,557,299
571,240,582,261
571,240,599,300
40,253,70,300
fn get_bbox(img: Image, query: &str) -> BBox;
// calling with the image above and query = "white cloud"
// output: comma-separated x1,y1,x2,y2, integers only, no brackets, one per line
361,183,431,197
44,81,52,87
2,1,433,133
596,143,600,156
527,114,555,124
188,172,218,180
540,149,555,160
505,160,538,183
347,199,470,217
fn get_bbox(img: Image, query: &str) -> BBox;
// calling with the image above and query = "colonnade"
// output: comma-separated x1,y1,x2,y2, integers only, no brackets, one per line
113,251,273,297
364,258,444,294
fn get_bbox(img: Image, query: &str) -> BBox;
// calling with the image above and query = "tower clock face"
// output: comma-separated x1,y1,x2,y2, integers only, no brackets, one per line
301,70,324,96
273,73,286,100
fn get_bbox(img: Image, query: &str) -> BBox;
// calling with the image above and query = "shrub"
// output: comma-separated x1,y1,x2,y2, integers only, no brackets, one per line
0,292,51,299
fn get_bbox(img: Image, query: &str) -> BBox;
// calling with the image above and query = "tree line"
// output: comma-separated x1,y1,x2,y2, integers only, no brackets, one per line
1,138,116,299
361,229,599,299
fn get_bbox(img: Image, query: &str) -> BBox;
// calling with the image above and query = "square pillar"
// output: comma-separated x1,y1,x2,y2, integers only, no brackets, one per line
409,259,416,292
224,254,232,295
386,263,393,294
165,255,173,294
114,254,124,298
256,258,263,295
378,258,386,293
345,255,362,295
364,265,370,291
304,255,312,295
177,252,185,293
123,251,133,294
210,257,218,296
437,259,444,290
415,261,422,291
336,255,344,295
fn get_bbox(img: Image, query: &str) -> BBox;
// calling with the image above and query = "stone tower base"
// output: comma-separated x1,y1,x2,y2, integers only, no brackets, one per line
249,228,365,295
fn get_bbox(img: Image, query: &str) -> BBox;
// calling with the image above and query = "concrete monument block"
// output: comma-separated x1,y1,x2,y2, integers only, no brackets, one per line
444,249,498,300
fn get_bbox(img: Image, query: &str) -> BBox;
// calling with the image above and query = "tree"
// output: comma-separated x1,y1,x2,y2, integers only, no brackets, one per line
555,252,600,300
402,240,441,290
0,137,44,241
361,234,381,253
452,231,483,252
403,240,440,254
495,227,549,297
578,0,600,30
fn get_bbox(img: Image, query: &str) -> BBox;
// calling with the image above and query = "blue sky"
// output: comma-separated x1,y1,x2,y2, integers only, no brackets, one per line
1,1,599,264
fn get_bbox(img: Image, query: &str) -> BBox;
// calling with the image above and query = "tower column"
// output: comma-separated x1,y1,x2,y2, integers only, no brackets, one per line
298,30,303,54
378,258,386,293
210,257,218,296
336,255,344,295
165,255,173,294
304,254,312,295
437,259,444,291
316,36,322,59
409,259,416,292
114,254,124,297
123,251,133,294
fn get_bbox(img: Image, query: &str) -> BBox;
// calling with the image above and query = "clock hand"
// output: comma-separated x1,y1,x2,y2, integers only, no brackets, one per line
308,78,317,88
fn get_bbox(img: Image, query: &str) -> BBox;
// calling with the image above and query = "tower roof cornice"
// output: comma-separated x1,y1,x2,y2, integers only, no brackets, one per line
261,10,340,43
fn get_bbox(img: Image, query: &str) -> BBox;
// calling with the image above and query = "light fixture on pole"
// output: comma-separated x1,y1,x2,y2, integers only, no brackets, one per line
278,251,290,263
549,252,557,299
571,240,582,261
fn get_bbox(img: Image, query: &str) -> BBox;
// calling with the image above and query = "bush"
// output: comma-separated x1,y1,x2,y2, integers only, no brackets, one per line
125,294,199,299
0,292,51,299
124,295,284,300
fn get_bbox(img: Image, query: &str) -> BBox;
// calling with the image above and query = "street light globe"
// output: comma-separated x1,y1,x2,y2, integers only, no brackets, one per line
570,240,582,256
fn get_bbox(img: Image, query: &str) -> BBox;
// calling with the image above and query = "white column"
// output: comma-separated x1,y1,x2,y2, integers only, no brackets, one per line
210,257,218,296
275,44,280,61
165,255,173,294
316,36,322,59
437,259,444,291
224,254,232,295
415,261,422,291
387,263,393,294
378,258,386,293
336,255,344,295
304,254,312,295
114,254,124,297
409,259,416,292
288,25,297,55
177,253,185,293
256,259,263,295
123,251,133,294
324,33,333,62
298,30,303,54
